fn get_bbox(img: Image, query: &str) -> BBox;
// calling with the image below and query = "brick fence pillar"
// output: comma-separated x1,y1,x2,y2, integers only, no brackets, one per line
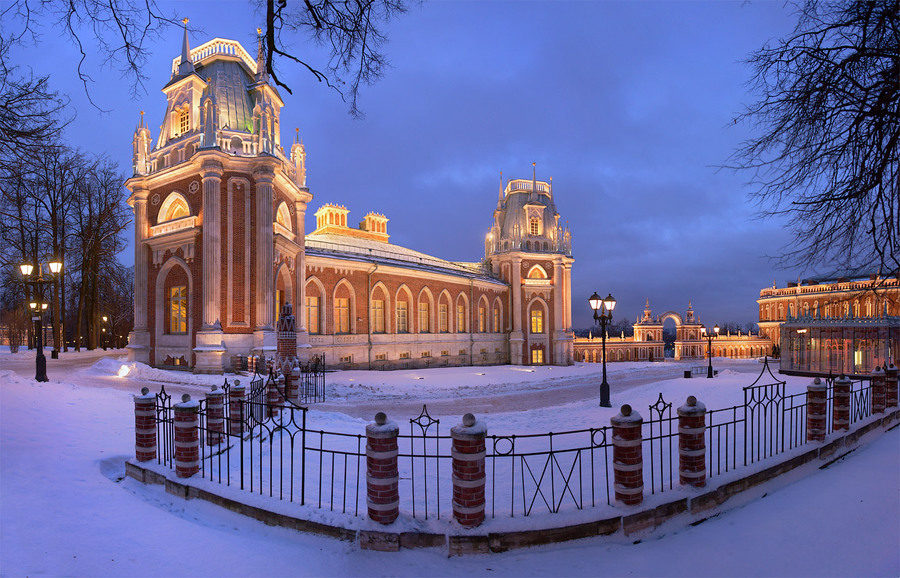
174,394,200,478
806,378,827,442
611,404,644,506
229,380,246,435
248,355,256,375
134,387,157,462
871,366,886,414
268,372,285,417
677,396,706,488
832,374,851,431
886,363,898,409
289,366,302,405
206,385,225,445
451,413,486,528
366,412,399,524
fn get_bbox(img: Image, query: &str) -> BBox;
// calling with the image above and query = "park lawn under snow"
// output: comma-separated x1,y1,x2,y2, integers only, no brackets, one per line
0,351,898,576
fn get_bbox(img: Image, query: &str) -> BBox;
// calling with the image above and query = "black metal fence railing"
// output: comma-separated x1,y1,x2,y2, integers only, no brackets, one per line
142,357,887,524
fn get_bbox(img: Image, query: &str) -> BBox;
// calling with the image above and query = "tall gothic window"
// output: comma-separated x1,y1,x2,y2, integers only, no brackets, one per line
169,286,187,334
306,296,319,334
493,307,500,333
397,301,409,333
418,302,430,333
529,217,540,236
531,309,544,334
439,303,448,333
457,304,466,333
371,299,385,333
478,306,486,332
335,298,350,334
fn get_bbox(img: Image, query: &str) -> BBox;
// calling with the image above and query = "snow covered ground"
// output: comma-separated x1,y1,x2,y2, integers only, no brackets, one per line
1,349,898,576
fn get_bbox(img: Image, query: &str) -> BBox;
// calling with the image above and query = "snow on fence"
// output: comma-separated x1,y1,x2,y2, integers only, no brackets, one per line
132,359,898,529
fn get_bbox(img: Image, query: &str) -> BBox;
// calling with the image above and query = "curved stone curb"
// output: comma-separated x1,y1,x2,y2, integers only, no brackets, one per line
125,408,898,555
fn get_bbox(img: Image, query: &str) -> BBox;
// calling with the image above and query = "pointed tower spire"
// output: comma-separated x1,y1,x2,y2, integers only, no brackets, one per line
256,28,268,82
177,18,195,76
497,171,504,209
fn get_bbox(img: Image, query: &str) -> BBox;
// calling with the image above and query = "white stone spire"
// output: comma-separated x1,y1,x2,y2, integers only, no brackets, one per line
177,19,195,77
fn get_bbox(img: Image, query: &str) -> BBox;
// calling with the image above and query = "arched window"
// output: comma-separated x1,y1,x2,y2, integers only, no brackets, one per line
169,286,187,333
158,192,190,223
529,217,540,236
527,265,547,279
276,202,292,231
530,309,543,334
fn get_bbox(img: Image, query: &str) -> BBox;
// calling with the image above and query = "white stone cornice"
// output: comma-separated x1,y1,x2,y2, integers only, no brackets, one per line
146,226,199,265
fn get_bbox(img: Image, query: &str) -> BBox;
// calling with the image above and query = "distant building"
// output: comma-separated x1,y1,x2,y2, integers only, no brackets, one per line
125,33,574,373
758,270,899,376
574,300,771,363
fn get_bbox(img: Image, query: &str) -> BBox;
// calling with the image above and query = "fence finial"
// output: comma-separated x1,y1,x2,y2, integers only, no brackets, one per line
375,411,387,426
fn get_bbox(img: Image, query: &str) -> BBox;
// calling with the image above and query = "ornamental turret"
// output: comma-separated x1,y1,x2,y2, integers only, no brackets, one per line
132,111,152,176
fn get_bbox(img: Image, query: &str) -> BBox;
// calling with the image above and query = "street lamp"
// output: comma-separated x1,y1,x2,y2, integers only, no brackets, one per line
701,324,720,379
590,291,617,407
102,315,108,350
20,258,63,382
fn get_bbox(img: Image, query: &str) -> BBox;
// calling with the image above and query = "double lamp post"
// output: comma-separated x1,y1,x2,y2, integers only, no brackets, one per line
589,291,616,408
19,259,62,382
701,323,720,378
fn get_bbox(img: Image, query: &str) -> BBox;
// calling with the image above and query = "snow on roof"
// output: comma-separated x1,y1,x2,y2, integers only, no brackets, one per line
305,232,499,282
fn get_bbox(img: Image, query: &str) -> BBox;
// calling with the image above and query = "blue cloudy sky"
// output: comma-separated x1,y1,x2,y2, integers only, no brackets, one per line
10,0,807,329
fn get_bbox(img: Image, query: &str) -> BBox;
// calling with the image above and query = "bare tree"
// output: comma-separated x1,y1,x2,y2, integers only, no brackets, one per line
2,0,409,115
731,0,899,277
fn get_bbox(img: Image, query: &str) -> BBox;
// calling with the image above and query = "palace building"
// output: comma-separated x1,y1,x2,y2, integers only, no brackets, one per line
757,270,899,376
125,33,575,373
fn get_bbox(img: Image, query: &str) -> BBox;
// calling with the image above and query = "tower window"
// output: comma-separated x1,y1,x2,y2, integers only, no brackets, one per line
531,309,544,334
179,107,189,135
529,217,541,236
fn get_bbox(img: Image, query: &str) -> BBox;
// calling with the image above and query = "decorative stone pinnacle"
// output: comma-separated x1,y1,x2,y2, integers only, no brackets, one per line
141,387,149,395
621,404,632,417
375,411,387,426
182,17,189,26
182,394,191,402
463,413,476,427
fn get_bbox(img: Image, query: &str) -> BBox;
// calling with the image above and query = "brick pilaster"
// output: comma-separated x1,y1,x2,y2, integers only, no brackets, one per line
871,366,886,414
366,412,400,524
451,413,486,528
677,396,706,488
611,404,643,506
134,387,156,462
206,385,225,445
174,394,200,478
806,378,827,442
832,375,851,431
229,381,246,435
885,364,898,408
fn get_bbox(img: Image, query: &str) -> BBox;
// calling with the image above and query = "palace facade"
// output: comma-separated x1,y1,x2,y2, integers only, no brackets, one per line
125,34,575,373
758,271,899,375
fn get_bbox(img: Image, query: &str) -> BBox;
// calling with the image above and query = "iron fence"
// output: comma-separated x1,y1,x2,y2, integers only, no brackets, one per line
141,358,886,525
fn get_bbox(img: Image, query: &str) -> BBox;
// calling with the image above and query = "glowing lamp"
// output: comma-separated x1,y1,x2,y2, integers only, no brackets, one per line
20,263,33,276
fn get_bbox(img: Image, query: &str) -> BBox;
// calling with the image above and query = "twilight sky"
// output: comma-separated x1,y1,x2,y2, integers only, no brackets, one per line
10,0,807,329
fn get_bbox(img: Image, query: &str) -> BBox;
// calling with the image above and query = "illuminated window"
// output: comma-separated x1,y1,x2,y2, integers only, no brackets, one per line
529,217,540,236
493,307,500,333
397,301,408,333
276,203,292,231
179,107,189,135
159,193,190,223
532,349,543,364
372,299,385,333
335,298,350,334
478,306,486,332
418,302,430,333
439,303,448,333
457,304,466,333
531,309,544,334
528,266,546,279
169,286,187,334
306,296,319,334
276,289,283,323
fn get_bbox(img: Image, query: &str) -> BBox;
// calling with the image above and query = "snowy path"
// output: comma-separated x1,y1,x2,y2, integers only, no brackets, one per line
0,371,896,577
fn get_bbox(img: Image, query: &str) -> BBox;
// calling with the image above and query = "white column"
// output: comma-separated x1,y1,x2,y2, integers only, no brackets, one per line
509,255,524,365
295,200,309,346
201,160,224,329
253,164,277,354
127,187,151,364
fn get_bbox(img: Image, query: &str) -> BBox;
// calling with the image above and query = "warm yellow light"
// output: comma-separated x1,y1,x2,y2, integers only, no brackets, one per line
48,260,62,274
117,364,131,378
41,303,48,310
102,316,108,322
29,302,38,310
588,292,602,312
603,293,616,312
20,263,33,276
